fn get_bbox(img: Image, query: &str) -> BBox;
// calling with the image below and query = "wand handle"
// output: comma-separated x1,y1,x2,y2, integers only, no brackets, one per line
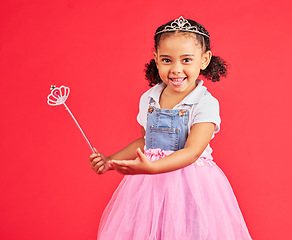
63,102,95,153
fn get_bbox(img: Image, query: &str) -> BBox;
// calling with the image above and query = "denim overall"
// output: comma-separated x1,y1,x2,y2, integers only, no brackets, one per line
145,97,192,151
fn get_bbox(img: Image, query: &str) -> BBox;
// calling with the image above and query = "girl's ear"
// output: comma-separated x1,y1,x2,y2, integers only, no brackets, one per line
201,50,212,70
153,51,158,67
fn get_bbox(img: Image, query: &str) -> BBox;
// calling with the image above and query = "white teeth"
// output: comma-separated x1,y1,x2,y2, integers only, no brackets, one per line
171,78,185,82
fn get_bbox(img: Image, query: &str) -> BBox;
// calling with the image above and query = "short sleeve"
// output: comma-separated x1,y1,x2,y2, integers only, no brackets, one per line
191,94,221,133
136,91,149,129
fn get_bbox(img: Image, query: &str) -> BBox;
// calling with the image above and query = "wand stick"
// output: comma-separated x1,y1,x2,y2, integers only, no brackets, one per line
47,85,95,153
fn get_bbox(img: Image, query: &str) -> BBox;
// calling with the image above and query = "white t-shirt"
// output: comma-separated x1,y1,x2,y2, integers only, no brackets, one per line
137,80,221,159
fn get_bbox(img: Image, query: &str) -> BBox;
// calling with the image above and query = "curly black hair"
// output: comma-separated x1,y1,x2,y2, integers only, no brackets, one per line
145,19,228,87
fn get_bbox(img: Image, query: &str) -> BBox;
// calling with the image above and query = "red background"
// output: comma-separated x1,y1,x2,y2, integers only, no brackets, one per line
0,0,291,239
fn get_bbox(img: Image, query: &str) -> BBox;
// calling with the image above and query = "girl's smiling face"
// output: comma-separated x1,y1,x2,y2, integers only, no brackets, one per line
154,33,212,94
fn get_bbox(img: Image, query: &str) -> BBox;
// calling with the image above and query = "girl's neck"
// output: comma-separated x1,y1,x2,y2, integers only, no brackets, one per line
159,83,197,109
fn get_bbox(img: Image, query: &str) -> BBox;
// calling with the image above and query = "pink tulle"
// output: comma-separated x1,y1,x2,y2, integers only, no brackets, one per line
97,149,252,240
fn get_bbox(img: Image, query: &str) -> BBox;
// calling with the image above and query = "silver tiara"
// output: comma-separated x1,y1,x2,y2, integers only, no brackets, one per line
155,16,210,38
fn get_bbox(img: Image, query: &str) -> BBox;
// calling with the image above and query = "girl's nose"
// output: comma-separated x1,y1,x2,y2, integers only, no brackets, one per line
170,62,182,74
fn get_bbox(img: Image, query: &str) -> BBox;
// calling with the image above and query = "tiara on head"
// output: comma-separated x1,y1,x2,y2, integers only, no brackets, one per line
155,16,210,38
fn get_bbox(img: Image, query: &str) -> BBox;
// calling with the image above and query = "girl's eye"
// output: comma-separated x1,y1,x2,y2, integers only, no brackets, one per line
162,58,171,63
183,58,192,63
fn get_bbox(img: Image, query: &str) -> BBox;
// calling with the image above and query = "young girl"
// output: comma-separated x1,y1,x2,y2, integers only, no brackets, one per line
89,16,253,240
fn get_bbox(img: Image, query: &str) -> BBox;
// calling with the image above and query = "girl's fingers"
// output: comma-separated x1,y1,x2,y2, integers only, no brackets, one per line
93,160,104,171
89,149,101,161
89,149,109,174
110,162,130,173
93,148,101,157
116,165,129,171
92,156,102,163
108,161,114,170
89,153,98,161
97,165,105,174
110,160,130,167
91,158,102,167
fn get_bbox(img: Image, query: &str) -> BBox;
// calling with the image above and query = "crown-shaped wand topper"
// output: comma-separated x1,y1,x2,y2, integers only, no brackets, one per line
47,85,95,153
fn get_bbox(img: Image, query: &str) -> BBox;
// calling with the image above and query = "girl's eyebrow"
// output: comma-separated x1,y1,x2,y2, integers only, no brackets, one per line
181,54,194,57
159,54,195,57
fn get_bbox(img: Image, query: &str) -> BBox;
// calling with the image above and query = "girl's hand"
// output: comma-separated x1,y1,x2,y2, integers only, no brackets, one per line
109,148,154,175
89,148,112,174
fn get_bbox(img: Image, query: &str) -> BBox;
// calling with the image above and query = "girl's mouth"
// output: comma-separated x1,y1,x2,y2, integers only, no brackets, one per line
169,77,186,86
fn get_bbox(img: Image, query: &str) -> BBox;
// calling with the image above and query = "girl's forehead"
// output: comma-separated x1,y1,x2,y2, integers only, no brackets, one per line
157,34,202,53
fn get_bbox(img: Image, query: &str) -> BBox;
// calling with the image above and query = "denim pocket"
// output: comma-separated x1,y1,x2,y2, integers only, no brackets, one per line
149,126,179,151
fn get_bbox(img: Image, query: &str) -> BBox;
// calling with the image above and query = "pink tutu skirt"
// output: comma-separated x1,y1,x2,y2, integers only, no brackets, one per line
97,149,252,240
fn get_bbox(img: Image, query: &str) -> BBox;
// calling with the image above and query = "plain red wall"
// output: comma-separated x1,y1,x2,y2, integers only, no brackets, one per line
1,0,291,239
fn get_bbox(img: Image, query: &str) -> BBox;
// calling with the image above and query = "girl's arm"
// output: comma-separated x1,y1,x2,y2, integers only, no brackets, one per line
108,127,146,160
89,126,145,174
151,122,215,174
110,122,215,175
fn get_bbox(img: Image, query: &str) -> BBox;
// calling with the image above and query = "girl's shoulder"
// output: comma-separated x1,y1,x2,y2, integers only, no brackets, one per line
192,90,220,117
199,90,219,105
189,89,221,134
